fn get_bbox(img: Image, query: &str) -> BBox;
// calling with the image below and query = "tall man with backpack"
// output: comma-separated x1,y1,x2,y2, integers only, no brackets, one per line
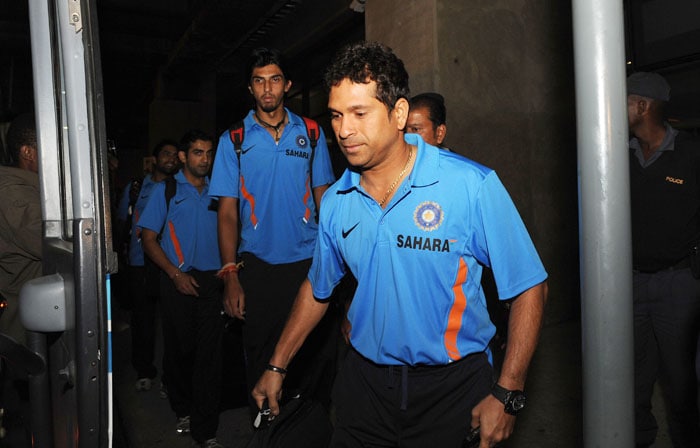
209,47,336,415
139,130,224,448
116,139,178,393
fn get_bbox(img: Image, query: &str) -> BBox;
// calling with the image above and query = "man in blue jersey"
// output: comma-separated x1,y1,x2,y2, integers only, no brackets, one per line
209,47,336,411
253,41,548,448
116,140,178,393
140,130,224,448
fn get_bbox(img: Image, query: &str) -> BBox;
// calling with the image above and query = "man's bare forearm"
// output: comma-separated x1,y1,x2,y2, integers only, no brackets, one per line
497,281,548,390
269,279,329,369
217,197,240,265
142,229,179,279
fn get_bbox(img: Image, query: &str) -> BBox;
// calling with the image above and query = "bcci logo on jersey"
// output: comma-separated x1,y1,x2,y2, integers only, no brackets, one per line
296,134,309,148
413,201,443,232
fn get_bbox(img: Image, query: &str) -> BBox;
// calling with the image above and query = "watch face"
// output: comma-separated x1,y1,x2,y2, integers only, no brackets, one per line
512,394,526,411
505,392,526,415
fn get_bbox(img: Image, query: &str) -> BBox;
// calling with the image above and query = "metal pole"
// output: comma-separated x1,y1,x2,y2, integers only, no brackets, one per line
571,0,635,447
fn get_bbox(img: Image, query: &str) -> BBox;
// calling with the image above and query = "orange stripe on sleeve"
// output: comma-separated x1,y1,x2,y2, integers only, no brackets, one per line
444,257,468,360
168,221,185,268
239,175,258,228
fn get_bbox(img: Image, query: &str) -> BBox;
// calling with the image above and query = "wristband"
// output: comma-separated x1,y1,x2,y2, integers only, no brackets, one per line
216,261,245,279
265,364,288,375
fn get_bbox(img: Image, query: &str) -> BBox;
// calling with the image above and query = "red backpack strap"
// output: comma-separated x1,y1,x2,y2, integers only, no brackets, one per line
302,117,319,150
228,120,245,160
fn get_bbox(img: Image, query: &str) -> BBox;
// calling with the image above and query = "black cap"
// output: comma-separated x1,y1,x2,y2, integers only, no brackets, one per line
627,72,670,101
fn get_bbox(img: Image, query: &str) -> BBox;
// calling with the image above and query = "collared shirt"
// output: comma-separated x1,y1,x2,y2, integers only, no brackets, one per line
630,123,678,167
309,134,547,366
138,170,220,272
120,174,160,266
629,125,700,271
209,108,335,264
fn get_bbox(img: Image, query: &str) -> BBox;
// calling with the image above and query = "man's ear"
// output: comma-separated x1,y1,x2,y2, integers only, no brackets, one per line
19,144,36,161
248,85,254,95
637,99,649,116
178,150,187,164
436,124,447,146
284,79,292,93
393,98,410,130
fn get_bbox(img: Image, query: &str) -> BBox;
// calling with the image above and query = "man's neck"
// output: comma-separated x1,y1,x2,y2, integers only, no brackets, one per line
255,106,288,143
183,170,205,192
255,105,285,122
632,121,667,160
151,170,170,183
360,140,416,206
17,159,38,174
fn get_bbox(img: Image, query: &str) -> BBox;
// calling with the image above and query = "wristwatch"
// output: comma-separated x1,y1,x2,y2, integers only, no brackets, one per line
491,383,527,415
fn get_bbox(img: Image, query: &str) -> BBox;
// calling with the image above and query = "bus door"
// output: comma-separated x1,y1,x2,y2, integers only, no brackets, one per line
18,0,115,446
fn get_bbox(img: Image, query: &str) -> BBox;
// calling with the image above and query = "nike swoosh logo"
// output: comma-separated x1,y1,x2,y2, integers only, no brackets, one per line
140,195,148,199
342,222,360,239
174,198,186,205
241,146,253,154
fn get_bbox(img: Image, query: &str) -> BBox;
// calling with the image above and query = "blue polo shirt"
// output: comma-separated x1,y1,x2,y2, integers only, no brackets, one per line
309,134,547,366
137,170,221,272
209,108,335,264
120,175,161,266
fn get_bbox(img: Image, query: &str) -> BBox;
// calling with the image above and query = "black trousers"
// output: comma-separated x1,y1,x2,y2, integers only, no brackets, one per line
128,263,160,379
330,348,493,448
160,269,223,442
239,254,337,412
633,268,700,448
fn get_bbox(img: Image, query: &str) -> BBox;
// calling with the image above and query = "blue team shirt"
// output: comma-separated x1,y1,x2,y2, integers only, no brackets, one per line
117,175,162,266
137,170,221,272
209,108,335,264
309,134,548,366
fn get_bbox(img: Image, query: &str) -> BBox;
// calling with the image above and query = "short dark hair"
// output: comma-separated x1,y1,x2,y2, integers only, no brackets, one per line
324,41,410,111
409,92,446,128
6,113,37,166
248,47,289,82
152,139,178,158
178,129,214,153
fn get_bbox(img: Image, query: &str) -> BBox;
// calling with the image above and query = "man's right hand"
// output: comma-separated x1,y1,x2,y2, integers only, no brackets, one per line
252,369,285,417
223,274,246,319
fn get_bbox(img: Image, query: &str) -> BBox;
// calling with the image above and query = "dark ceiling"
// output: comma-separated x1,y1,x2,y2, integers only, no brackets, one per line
97,0,364,146
0,0,364,148
1,0,698,151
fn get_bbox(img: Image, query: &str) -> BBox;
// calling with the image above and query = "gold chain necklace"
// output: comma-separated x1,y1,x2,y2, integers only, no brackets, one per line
255,111,287,142
378,147,413,207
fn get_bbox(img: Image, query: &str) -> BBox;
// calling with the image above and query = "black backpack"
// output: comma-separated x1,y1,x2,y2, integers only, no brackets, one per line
245,394,332,448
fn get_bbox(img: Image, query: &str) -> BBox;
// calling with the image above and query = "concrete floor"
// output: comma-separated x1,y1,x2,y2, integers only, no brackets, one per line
112,310,673,448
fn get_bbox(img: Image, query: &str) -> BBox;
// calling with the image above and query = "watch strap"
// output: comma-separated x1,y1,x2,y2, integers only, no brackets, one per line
491,382,512,404
491,382,526,415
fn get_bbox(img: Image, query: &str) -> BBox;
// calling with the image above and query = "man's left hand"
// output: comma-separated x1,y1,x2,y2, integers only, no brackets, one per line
470,394,516,447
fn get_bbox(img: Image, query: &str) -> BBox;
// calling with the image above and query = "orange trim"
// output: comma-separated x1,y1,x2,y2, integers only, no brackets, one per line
168,221,185,268
444,257,468,360
302,174,312,223
240,175,258,227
